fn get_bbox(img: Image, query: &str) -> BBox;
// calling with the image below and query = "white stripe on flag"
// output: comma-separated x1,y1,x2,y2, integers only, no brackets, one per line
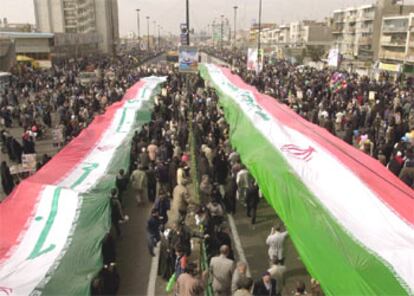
207,64,414,293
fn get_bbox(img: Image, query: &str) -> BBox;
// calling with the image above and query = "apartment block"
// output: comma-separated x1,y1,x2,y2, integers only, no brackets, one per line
378,13,414,73
332,0,414,63
34,0,119,54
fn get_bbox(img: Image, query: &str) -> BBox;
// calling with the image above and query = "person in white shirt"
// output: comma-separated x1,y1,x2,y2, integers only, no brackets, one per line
267,258,286,296
266,226,288,262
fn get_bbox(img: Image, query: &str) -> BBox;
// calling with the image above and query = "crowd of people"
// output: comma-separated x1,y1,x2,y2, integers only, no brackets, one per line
1,48,330,295
90,64,321,295
0,49,164,196
204,48,414,188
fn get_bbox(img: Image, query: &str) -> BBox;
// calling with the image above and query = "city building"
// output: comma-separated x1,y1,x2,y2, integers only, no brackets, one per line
34,0,119,54
249,23,277,45
0,32,53,60
0,18,35,33
378,13,414,75
331,0,414,72
0,38,15,71
289,20,332,47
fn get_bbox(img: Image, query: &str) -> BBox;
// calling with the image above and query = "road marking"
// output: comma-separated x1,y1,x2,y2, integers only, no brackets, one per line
146,243,160,296
227,214,251,277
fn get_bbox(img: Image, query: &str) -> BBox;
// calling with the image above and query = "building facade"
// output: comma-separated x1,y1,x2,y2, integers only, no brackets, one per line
0,32,53,60
378,13,414,74
332,0,414,68
34,0,119,53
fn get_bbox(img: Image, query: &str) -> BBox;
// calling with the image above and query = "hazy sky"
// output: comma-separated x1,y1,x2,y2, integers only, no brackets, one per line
2,0,413,36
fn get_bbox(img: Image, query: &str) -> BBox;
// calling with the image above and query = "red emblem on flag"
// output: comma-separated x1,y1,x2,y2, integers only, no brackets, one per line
281,144,316,162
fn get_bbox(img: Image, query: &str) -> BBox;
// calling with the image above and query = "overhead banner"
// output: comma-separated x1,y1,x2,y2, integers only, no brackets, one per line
199,63,414,296
0,76,166,295
179,46,199,73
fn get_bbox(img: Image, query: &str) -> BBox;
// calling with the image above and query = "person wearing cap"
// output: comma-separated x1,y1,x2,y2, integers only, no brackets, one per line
252,271,277,296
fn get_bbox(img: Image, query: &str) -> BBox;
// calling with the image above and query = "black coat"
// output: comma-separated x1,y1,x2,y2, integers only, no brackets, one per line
1,163,14,195
252,279,277,296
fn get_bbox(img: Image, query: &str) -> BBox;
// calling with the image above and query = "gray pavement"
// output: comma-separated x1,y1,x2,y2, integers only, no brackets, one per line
116,188,153,296
231,198,311,295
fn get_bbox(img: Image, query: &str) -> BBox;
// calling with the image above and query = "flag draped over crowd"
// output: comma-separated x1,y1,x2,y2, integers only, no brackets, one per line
0,76,166,295
200,63,414,296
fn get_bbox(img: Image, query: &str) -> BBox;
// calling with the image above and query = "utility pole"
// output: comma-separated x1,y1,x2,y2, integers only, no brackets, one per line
233,6,238,48
146,16,150,51
153,20,156,49
400,0,404,15
158,25,161,49
136,9,140,50
212,20,216,48
257,0,263,73
221,14,224,51
186,0,190,45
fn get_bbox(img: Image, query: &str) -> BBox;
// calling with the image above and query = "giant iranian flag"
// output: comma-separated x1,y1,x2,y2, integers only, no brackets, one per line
0,76,166,295
200,64,414,296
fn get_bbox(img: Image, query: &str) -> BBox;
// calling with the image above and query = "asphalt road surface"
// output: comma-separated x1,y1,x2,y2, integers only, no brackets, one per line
116,188,153,296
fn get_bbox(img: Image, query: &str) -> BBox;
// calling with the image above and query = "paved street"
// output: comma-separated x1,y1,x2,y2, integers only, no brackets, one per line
231,199,311,295
116,187,153,296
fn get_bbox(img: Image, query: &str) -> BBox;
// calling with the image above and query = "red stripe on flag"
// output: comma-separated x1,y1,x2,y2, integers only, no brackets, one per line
0,80,145,261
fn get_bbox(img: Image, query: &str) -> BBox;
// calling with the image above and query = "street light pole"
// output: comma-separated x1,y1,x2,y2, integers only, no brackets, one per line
221,14,224,51
153,20,156,49
136,9,140,49
186,0,190,45
257,0,263,73
233,6,238,48
212,20,216,48
146,16,150,51
158,25,161,49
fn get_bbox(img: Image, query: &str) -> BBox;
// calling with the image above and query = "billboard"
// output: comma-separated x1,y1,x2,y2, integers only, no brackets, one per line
247,48,263,73
179,46,199,73
328,48,340,68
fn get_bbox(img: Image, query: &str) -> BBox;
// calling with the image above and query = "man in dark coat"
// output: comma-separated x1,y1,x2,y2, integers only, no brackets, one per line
246,183,260,225
146,208,161,256
252,271,277,296
1,161,14,195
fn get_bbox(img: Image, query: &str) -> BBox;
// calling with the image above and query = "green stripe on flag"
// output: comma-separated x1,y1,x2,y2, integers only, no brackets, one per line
200,64,409,296
34,82,162,295
28,187,62,260
116,108,127,133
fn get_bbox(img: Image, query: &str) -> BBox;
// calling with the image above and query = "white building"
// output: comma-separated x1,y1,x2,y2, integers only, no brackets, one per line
34,0,119,54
